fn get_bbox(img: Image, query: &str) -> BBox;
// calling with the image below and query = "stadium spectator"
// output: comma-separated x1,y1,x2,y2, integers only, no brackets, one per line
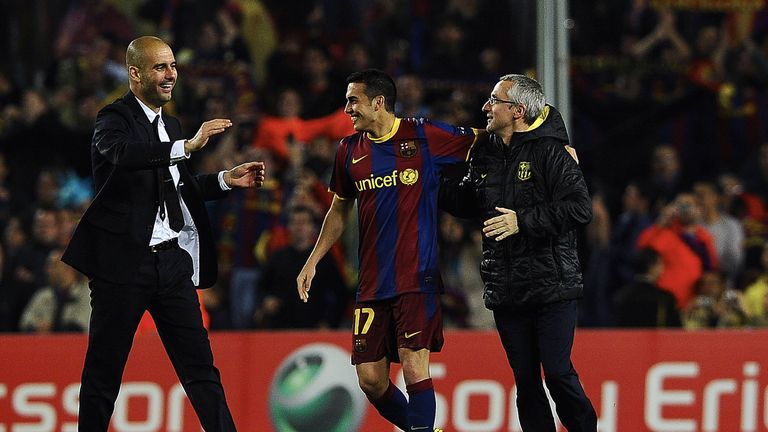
744,242,768,323
232,0,277,86
610,181,655,289
478,47,506,83
422,18,474,80
629,9,690,63
340,42,372,79
395,74,431,118
298,44,346,118
250,87,352,167
693,181,745,285
687,23,727,93
19,249,90,333
613,247,681,328
748,290,768,326
638,192,718,309
581,191,613,327
0,219,28,330
34,169,61,210
0,153,11,228
255,205,347,329
717,39,768,168
2,90,71,209
438,213,488,329
647,144,688,211
215,4,254,66
0,71,20,109
3,207,59,332
684,271,747,329
719,172,767,227
191,17,250,67
741,143,768,204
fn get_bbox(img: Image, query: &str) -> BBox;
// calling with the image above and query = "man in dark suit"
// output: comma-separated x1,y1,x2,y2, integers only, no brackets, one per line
62,36,265,431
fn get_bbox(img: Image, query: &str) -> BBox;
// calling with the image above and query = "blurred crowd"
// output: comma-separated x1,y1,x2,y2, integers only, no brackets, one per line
3,0,768,333
571,0,768,329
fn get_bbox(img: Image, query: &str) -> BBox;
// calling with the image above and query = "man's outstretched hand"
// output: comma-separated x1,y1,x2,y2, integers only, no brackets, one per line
185,118,233,153
224,161,266,188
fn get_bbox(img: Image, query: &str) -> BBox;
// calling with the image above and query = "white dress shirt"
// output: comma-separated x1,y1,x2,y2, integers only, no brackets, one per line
135,97,230,285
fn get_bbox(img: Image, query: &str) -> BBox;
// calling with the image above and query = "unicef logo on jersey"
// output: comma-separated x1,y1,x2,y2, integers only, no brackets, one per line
269,343,367,431
355,169,420,191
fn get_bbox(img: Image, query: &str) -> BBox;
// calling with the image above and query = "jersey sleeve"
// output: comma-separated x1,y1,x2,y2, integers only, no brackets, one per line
328,138,357,199
424,120,479,167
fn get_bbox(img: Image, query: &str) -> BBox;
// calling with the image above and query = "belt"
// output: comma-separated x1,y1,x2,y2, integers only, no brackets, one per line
149,237,179,253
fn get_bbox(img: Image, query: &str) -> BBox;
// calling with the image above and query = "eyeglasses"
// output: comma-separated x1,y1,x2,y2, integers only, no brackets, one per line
486,95,517,106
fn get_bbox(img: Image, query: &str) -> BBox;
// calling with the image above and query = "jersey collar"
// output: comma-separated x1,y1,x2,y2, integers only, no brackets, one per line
367,117,402,143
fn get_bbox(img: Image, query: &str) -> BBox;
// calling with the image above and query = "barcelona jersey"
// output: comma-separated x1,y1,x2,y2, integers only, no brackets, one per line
330,117,478,301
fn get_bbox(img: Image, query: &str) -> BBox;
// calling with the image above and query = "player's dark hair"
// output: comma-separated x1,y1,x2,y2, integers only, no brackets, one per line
346,69,397,112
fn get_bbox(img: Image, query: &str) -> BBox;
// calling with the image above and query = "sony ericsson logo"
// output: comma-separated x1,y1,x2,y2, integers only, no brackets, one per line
355,169,419,191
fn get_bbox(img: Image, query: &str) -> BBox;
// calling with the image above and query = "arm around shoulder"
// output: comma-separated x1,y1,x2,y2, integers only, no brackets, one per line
438,173,480,219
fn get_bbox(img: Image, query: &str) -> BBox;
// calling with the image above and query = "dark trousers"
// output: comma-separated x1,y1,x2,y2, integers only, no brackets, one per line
78,246,235,431
493,299,597,432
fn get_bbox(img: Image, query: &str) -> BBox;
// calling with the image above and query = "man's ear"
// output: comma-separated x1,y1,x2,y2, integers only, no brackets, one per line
512,104,526,120
128,66,140,83
374,95,385,110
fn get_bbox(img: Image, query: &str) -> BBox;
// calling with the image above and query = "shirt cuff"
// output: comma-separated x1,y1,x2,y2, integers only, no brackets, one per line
218,171,231,191
170,140,190,162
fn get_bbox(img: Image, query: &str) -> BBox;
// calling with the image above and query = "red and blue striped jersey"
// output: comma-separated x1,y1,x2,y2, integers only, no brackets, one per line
330,117,478,301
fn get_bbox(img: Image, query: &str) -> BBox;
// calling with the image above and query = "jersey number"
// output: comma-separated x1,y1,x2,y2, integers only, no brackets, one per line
353,307,375,335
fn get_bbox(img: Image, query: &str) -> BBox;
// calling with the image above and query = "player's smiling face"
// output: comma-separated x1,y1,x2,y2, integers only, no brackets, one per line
344,82,377,133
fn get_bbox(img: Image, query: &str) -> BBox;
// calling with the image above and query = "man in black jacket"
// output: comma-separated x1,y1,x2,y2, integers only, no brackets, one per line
62,36,265,431
440,74,597,431
613,248,682,327
255,205,347,328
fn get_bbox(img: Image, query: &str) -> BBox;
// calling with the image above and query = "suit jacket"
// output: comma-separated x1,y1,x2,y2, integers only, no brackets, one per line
63,92,227,288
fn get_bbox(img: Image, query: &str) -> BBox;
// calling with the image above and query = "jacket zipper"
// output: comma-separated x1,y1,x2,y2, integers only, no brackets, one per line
503,148,512,292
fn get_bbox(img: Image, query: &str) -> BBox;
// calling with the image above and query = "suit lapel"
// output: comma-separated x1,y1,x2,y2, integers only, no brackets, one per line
124,91,183,141
122,91,181,142
123,91,156,142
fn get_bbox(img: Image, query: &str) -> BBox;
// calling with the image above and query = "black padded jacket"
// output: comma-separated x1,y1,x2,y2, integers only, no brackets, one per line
439,105,592,309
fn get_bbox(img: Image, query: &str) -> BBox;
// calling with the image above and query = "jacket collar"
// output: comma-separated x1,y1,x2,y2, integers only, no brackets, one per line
134,95,162,124
501,104,568,148
122,91,180,140
123,90,150,122
524,105,550,132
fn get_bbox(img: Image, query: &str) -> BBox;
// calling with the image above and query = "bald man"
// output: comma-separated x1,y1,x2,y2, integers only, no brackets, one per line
62,36,265,431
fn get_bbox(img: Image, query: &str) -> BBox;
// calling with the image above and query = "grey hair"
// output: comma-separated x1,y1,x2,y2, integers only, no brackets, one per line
499,74,545,124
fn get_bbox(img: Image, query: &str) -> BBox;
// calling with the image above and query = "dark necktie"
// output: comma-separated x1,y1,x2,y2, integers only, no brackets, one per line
153,115,185,232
